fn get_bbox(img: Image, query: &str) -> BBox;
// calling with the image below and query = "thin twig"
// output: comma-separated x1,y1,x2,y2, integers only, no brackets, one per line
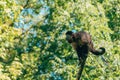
23,0,30,8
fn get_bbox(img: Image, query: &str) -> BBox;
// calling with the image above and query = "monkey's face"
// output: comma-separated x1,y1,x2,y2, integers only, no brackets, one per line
66,34,73,43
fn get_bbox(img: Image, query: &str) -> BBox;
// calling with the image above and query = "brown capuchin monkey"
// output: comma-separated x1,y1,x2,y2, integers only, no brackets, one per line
65,31,105,80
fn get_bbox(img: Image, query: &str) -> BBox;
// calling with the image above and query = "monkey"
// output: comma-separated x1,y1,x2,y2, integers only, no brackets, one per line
66,31,105,80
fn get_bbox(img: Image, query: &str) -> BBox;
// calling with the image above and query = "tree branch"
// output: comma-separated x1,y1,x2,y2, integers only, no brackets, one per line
76,57,87,80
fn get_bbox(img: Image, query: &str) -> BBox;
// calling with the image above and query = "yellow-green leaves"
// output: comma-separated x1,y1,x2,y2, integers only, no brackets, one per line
0,0,119,80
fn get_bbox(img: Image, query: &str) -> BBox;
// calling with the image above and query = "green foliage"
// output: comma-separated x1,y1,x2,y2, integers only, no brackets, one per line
0,0,119,80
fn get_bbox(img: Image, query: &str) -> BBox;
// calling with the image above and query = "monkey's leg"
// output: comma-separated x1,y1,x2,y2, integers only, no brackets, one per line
76,45,88,80
76,56,87,80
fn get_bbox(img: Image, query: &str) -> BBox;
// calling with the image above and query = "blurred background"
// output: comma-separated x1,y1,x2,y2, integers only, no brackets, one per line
0,0,120,80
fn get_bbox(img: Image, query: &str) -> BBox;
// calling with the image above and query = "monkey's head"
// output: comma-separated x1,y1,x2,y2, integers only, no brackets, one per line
66,31,75,43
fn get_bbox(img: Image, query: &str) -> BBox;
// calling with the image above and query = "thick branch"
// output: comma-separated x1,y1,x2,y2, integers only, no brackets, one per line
77,57,87,80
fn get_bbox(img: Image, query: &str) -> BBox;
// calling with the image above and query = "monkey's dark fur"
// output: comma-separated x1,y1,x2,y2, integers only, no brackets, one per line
66,31,105,80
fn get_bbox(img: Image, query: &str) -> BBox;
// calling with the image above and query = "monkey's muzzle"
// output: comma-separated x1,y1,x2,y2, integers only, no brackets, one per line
66,36,73,43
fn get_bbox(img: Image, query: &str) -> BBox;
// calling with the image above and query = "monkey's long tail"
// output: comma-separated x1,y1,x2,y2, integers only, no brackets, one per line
90,47,105,55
